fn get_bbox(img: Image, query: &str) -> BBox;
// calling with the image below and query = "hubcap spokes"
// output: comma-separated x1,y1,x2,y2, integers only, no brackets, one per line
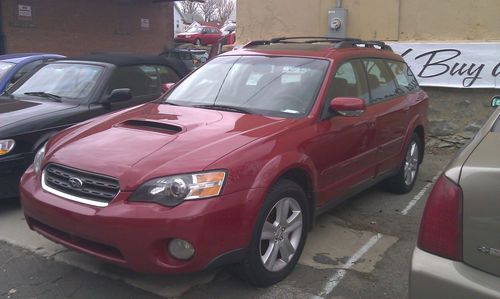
260,197,303,272
404,141,419,186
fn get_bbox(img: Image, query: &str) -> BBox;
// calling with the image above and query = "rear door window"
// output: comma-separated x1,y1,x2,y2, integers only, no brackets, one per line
362,59,399,104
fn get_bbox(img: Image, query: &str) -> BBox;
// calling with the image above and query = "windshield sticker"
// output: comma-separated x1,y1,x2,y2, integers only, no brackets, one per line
283,66,309,73
246,73,263,86
282,74,301,83
281,109,300,114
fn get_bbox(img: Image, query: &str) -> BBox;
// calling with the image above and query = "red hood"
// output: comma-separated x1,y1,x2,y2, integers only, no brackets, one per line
46,103,294,190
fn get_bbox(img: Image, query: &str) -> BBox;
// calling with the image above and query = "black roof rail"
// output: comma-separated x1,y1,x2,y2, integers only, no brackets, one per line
335,40,393,51
269,36,362,44
243,40,272,48
243,36,393,51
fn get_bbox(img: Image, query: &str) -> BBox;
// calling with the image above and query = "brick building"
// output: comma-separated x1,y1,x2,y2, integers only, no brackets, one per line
0,0,176,56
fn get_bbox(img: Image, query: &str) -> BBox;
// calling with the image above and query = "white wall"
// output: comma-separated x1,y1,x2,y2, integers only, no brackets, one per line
173,4,186,36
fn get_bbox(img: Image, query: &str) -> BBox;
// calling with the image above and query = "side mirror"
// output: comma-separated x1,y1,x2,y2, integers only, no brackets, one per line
161,83,176,93
491,95,500,108
329,97,365,117
104,88,132,104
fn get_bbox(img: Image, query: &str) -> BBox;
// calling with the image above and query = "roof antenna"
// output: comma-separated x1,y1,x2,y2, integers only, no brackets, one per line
336,0,342,8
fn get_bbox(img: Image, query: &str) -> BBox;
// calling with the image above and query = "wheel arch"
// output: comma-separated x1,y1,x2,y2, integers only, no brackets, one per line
401,114,426,165
272,166,316,231
413,125,425,163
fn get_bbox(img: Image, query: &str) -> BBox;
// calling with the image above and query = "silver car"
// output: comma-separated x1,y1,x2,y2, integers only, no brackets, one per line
410,96,500,298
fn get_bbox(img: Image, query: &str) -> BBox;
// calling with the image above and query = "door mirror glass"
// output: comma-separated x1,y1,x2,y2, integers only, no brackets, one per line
105,88,131,104
161,83,176,93
329,97,365,117
491,95,500,108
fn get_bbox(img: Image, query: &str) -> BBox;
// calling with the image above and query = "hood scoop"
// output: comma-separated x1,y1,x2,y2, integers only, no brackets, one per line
118,119,183,134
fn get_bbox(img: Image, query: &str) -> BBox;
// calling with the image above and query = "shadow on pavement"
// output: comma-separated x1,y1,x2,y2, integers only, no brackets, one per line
0,197,21,215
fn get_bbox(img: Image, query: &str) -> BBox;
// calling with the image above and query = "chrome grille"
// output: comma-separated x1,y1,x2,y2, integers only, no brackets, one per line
43,163,120,207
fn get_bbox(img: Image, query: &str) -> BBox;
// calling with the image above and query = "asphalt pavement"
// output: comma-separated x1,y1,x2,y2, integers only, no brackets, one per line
0,149,454,299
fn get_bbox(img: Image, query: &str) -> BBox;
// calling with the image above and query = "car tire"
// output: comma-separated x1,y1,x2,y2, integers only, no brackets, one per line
384,133,422,194
195,38,202,46
233,179,308,287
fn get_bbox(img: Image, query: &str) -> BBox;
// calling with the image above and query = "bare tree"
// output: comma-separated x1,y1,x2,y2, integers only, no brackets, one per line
216,0,235,24
199,0,218,22
199,0,234,23
180,1,200,15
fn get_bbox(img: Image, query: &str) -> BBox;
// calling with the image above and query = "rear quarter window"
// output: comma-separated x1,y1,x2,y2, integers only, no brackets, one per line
386,60,419,93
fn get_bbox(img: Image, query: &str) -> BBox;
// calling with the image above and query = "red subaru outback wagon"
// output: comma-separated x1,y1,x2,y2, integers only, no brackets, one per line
20,37,428,286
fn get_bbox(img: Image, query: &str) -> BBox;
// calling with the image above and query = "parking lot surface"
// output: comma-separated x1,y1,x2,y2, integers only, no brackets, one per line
0,149,453,299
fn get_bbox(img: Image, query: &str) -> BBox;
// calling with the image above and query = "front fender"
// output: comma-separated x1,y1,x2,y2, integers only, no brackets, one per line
250,151,318,193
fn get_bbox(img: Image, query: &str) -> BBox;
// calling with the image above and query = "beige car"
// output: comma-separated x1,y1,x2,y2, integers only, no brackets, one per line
410,96,500,299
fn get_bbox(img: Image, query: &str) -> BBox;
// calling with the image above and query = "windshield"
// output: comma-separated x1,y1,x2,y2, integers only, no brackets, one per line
163,56,329,118
0,61,15,81
11,63,103,101
187,27,202,33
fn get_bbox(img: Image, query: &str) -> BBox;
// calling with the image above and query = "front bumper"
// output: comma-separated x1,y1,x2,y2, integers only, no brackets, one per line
0,153,33,199
409,247,500,299
20,167,266,273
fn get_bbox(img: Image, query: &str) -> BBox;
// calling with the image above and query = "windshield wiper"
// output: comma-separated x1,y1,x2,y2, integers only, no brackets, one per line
194,104,251,114
24,92,62,102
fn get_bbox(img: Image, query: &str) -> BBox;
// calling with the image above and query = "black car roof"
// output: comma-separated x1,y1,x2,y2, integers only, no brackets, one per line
65,53,172,67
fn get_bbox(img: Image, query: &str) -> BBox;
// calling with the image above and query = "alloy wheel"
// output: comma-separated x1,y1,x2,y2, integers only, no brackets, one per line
259,197,303,272
404,141,419,186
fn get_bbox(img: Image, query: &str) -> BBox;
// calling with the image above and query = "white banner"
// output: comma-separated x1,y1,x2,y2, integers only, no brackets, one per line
388,42,500,89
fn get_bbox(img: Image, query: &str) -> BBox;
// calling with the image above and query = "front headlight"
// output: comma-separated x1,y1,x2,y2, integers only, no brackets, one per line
33,143,47,174
129,171,226,207
0,139,15,156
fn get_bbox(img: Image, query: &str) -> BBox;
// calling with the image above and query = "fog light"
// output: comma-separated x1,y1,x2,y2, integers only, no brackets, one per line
168,239,195,260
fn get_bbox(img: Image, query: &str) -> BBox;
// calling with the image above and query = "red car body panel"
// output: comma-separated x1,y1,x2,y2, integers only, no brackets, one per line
20,44,429,273
175,26,222,45
21,170,266,272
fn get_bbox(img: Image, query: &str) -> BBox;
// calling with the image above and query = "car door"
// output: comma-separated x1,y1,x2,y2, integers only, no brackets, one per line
362,58,408,176
207,28,219,44
308,59,378,206
199,27,210,44
212,28,222,43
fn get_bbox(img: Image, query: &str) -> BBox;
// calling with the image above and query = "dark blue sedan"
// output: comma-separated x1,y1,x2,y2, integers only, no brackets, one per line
0,53,65,93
